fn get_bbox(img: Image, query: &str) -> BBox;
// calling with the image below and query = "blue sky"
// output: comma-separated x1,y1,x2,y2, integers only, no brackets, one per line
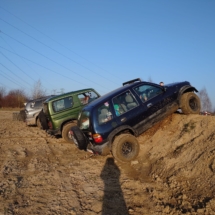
0,1,215,108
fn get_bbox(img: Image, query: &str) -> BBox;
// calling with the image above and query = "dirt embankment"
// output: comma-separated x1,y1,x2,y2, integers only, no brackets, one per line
0,111,215,215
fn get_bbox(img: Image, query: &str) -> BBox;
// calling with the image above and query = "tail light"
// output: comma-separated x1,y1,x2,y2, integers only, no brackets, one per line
92,133,103,144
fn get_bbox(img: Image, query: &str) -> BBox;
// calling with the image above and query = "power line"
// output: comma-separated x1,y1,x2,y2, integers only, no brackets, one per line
1,31,112,91
0,34,57,91
0,66,25,86
0,47,36,82
0,54,33,88
0,81,12,89
0,46,108,94
0,6,122,80
0,17,119,86
0,68,30,89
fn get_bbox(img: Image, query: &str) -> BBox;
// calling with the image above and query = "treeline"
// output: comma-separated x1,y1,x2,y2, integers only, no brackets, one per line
0,88,29,108
0,80,47,108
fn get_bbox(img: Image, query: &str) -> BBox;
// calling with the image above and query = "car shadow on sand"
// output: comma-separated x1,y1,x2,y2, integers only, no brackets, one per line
100,157,129,215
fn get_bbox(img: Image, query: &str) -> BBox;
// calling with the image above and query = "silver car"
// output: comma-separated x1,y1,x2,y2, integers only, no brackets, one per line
25,96,54,127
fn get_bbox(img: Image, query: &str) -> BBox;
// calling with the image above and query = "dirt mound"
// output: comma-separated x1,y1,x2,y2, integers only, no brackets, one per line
0,111,215,214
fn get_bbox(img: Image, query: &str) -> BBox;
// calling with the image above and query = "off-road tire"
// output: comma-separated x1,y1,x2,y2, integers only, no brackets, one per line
62,123,76,143
70,126,89,150
38,110,49,130
111,134,140,163
180,92,201,114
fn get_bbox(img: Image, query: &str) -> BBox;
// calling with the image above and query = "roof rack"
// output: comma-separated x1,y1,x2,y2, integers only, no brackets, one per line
122,78,142,86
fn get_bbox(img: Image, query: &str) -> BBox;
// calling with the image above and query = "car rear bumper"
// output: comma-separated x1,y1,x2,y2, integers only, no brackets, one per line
88,141,111,155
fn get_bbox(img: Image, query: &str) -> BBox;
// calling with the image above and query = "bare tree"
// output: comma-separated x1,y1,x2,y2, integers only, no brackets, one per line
31,80,46,99
4,89,27,108
198,87,212,112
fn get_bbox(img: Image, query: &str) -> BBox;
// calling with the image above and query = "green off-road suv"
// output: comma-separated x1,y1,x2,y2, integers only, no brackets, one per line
42,88,100,143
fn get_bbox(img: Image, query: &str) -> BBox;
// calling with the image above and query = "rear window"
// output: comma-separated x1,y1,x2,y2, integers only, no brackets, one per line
34,100,43,109
96,101,113,125
79,111,90,129
52,96,73,112
25,99,43,110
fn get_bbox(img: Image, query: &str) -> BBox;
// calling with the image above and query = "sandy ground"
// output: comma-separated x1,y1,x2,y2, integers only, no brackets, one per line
0,111,215,215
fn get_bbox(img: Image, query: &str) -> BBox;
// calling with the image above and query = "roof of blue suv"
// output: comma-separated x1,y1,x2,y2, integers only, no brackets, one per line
84,80,196,111
81,80,158,109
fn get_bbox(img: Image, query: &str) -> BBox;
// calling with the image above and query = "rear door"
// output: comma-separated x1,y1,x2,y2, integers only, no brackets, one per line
111,90,143,130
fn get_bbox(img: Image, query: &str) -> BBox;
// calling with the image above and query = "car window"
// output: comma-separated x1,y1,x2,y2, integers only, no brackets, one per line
97,101,113,125
79,111,90,129
29,102,35,109
112,90,138,116
78,90,100,105
28,98,45,109
134,84,163,102
52,96,73,112
78,93,89,105
88,91,100,103
34,100,43,109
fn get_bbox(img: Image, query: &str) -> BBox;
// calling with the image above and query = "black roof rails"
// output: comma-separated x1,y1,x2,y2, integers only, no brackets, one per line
122,78,142,86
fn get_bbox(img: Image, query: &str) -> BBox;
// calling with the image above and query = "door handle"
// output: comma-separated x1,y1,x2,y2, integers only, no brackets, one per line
147,103,153,108
121,117,127,122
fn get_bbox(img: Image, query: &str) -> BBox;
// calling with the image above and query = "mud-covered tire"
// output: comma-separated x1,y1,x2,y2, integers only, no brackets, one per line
70,126,89,150
38,110,49,130
62,123,76,143
180,92,201,114
111,134,140,163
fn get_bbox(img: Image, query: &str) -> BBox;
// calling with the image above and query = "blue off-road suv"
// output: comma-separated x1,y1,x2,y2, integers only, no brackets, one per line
70,78,201,162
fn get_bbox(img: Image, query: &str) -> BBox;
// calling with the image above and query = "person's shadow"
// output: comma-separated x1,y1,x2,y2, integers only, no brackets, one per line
100,157,129,215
